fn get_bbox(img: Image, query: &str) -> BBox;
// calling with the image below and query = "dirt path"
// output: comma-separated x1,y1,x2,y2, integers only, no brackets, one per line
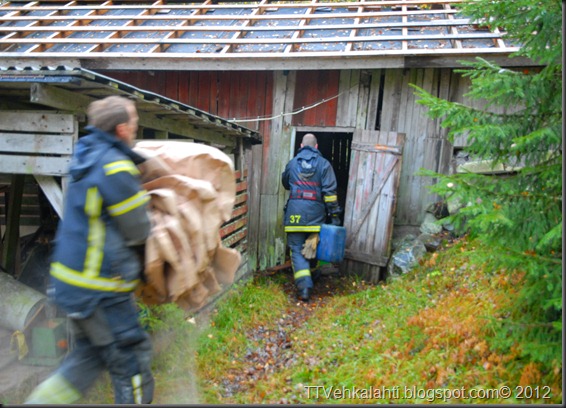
216,271,369,403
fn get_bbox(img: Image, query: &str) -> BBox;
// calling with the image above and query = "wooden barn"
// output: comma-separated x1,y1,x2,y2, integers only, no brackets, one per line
0,68,260,294
0,0,538,283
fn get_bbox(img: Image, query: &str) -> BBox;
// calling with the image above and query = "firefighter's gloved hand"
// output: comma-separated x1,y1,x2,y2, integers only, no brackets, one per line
301,233,319,259
330,215,341,226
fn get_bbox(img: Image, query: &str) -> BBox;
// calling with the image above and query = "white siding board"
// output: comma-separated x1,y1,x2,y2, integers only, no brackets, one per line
0,154,71,175
0,111,75,133
0,132,74,155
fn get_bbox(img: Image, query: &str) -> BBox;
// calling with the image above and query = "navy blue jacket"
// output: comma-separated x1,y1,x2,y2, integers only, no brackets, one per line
282,146,340,233
49,127,151,319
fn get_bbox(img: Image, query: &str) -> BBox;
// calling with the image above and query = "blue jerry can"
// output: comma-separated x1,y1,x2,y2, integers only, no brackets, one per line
316,224,347,263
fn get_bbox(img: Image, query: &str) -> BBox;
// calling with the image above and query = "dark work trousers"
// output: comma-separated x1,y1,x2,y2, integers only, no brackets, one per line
58,294,154,404
286,232,314,290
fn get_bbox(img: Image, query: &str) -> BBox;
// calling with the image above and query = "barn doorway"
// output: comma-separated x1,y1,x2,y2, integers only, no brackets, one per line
294,131,352,214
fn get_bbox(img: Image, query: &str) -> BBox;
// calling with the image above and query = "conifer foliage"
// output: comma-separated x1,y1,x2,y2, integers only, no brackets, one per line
411,0,562,367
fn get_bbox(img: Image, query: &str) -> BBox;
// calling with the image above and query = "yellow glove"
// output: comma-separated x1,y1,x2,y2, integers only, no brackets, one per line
10,330,29,360
301,232,319,259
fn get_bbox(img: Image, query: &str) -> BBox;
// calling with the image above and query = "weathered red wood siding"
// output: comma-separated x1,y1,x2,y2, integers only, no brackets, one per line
106,70,271,272
291,70,339,127
106,71,273,138
220,169,248,254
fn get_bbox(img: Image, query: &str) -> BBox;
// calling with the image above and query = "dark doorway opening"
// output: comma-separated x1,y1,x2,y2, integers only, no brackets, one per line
294,131,352,213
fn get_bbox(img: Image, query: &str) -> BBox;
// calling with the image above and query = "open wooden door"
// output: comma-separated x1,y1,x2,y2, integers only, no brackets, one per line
342,130,405,282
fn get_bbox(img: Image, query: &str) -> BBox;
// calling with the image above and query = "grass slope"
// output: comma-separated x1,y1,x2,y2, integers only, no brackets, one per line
5,237,560,404
195,237,562,404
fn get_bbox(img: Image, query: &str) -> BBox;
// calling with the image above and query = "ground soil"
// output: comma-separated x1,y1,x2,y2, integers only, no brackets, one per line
0,268,366,404
215,269,370,402
0,327,53,403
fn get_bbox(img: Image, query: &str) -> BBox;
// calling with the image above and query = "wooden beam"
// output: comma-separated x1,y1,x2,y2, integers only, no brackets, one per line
140,114,236,148
30,82,92,112
344,249,388,267
0,1,467,13
29,83,237,147
1,52,536,73
154,130,169,139
1,174,24,276
34,175,64,218
0,132,74,155
0,154,71,175
0,111,75,133
0,9,463,24
0,32,508,46
220,0,268,54
0,18,485,35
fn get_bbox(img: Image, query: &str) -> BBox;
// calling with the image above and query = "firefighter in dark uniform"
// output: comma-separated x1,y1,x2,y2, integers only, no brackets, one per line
282,133,341,302
26,96,154,404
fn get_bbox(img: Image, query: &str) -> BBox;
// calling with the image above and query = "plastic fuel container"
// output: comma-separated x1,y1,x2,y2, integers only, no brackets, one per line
316,224,347,263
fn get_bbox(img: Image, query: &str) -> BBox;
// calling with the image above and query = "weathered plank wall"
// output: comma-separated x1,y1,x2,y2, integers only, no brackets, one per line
0,111,77,176
448,72,520,149
105,68,469,271
378,68,453,226
295,68,454,228
0,175,41,227
257,71,296,271
291,70,339,127
106,70,272,272
219,168,249,281
107,70,273,136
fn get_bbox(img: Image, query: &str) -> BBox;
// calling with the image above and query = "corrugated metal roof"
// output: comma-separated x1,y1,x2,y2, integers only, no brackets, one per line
0,65,262,145
0,0,526,70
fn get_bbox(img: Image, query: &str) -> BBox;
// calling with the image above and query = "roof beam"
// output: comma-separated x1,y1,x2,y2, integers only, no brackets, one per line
145,0,207,54
28,82,237,147
0,9,462,23
0,1,467,13
220,0,268,54
0,19,480,34
344,0,366,53
0,32,508,47
1,50,538,72
444,3,462,49
283,0,317,54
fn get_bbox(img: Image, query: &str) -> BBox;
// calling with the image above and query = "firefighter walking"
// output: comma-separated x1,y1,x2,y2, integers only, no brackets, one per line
282,133,341,302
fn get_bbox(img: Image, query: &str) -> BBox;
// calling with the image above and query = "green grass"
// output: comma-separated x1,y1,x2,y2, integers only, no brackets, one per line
194,237,563,404
7,237,561,404
77,302,203,404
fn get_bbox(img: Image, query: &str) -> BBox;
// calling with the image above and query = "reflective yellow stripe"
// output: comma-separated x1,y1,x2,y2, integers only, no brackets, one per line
132,374,143,404
285,225,321,233
103,160,140,176
107,191,149,217
51,262,139,292
294,269,311,280
84,187,104,278
24,373,82,404
324,195,337,203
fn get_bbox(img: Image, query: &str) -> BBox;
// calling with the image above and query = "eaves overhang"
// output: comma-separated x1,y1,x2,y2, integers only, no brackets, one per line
0,66,262,146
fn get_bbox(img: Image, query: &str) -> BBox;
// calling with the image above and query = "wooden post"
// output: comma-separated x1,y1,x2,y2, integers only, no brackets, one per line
154,130,168,139
1,174,25,276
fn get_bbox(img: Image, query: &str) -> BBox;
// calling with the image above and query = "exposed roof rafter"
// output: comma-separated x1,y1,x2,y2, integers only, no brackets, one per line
0,1,533,70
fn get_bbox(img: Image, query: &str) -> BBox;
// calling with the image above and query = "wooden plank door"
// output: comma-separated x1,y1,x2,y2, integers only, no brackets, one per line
343,130,405,276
